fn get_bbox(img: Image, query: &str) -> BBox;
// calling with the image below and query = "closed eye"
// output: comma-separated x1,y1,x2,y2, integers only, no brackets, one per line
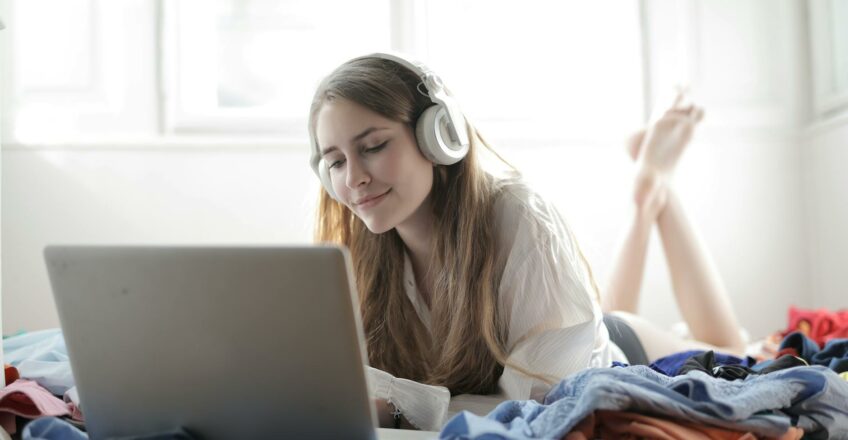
328,141,388,170
365,141,388,153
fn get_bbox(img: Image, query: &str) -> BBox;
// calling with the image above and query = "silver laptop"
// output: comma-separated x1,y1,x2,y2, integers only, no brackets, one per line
44,245,378,440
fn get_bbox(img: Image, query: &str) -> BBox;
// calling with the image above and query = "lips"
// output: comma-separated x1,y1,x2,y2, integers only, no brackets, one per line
354,189,391,207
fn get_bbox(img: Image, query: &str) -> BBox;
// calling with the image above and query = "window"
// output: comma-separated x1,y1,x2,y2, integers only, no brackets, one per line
423,1,644,143
168,0,644,142
809,0,848,117
3,0,645,145
163,0,392,135
6,0,159,145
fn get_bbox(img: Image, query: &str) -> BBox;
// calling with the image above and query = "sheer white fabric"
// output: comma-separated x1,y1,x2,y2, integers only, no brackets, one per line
367,180,625,430
365,365,450,432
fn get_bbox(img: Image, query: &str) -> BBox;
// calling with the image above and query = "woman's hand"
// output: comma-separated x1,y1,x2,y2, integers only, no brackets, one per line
373,398,417,429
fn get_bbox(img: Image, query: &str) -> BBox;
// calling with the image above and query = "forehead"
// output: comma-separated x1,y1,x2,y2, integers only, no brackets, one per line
315,98,397,147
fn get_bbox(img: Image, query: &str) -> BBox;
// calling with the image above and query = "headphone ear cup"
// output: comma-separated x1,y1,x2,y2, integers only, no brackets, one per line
317,160,339,201
415,105,469,165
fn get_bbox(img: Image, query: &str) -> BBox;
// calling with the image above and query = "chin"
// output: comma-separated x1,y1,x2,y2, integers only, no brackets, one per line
362,218,396,235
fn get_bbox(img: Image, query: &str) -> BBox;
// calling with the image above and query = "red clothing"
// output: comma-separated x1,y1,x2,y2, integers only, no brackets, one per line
3,365,19,386
782,306,848,347
0,379,72,434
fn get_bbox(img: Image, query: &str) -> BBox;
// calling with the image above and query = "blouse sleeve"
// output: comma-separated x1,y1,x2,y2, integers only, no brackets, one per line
365,365,451,431
497,206,606,402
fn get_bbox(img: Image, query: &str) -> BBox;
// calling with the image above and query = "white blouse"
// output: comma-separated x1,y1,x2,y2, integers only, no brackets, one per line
366,180,626,431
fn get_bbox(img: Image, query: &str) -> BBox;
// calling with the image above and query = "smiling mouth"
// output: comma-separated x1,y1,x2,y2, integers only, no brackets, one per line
356,189,391,208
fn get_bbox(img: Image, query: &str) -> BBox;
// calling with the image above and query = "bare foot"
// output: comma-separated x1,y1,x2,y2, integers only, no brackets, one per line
637,106,704,173
630,92,704,211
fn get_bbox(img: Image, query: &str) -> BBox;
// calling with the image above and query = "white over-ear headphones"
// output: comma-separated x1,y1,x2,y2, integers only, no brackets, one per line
309,52,470,201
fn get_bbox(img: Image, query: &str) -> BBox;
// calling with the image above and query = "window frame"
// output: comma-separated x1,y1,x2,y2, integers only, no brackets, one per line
161,0,646,144
808,0,848,118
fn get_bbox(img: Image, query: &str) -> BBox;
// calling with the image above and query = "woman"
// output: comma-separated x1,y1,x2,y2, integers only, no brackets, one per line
307,53,745,431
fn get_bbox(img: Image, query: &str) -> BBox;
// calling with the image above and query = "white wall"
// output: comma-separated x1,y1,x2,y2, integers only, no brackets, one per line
1,132,808,339
2,146,318,332
803,116,848,310
1,0,831,341
0,12,6,381
505,131,808,341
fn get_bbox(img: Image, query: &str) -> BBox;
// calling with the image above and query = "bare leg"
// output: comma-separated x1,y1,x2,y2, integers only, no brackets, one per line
602,124,668,314
604,93,745,359
602,180,665,314
608,310,738,361
655,188,745,353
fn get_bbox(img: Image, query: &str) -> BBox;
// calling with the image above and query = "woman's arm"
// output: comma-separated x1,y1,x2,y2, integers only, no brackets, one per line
366,366,450,431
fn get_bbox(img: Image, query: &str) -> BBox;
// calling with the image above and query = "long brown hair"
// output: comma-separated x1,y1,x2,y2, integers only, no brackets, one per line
308,56,553,395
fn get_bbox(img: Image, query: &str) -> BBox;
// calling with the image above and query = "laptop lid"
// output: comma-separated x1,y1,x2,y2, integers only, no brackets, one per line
44,245,376,440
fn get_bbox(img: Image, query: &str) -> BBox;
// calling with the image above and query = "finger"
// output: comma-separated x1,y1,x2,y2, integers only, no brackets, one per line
672,84,691,107
682,103,695,114
651,88,686,121
671,90,686,109
666,105,694,118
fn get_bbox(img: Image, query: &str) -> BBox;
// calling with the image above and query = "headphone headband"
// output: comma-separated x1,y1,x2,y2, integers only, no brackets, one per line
366,52,469,147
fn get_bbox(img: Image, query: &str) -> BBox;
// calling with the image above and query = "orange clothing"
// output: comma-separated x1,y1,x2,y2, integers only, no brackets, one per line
564,410,804,440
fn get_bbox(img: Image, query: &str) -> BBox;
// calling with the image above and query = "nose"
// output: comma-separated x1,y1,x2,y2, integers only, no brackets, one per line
345,156,370,190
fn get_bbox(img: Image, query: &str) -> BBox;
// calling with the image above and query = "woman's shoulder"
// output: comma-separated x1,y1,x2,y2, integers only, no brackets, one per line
491,177,599,342
493,177,569,243
489,177,580,274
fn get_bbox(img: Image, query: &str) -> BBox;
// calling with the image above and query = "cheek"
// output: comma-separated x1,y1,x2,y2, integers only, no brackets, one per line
327,170,351,204
384,144,431,186
377,154,404,183
327,170,341,192
404,154,434,192
366,146,406,184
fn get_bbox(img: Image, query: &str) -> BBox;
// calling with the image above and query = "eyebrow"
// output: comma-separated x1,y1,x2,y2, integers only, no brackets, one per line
320,127,390,156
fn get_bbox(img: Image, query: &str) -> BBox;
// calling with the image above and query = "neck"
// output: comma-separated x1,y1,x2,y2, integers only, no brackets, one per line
395,195,436,300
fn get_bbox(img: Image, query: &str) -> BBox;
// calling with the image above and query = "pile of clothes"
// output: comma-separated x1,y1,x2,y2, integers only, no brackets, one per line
440,306,848,440
1,329,83,437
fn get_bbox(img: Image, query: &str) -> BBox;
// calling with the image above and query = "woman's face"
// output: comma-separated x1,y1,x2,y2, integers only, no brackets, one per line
316,98,434,234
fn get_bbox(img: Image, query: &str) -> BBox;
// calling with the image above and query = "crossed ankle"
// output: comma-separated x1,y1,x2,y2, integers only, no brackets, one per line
633,176,669,219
